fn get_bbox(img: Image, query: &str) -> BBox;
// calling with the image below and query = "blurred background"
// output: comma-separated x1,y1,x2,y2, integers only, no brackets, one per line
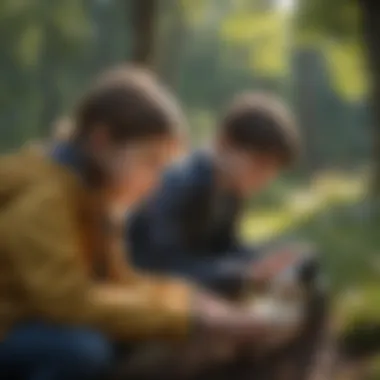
0,0,379,337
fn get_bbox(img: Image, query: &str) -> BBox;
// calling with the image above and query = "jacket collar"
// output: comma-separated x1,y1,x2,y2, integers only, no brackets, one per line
50,141,103,187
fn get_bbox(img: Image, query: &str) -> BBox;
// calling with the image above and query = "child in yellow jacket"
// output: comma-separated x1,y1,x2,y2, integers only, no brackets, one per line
0,66,272,380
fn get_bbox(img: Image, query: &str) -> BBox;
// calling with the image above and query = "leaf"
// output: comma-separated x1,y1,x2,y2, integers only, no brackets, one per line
51,1,90,43
16,23,42,68
221,11,285,42
296,0,360,40
324,41,368,102
220,10,291,77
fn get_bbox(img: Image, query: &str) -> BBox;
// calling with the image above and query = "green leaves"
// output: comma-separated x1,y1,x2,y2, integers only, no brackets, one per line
324,41,368,102
16,23,42,68
295,0,367,102
296,0,361,40
221,10,291,77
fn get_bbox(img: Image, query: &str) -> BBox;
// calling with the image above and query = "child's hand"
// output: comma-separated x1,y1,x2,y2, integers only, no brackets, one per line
249,250,300,285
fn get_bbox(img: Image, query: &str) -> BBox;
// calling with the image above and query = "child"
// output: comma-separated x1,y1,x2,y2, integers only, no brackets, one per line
127,92,301,295
0,68,269,380
126,92,328,379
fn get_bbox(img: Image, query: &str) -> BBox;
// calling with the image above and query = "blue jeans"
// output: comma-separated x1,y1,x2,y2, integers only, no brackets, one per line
0,322,113,380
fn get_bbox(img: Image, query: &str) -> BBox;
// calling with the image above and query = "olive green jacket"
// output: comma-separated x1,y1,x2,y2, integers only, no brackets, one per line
0,148,193,340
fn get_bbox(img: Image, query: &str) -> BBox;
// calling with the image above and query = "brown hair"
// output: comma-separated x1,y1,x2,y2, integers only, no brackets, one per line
73,65,186,143
220,92,300,166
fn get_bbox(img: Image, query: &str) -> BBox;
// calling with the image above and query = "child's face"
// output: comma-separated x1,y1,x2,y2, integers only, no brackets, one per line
219,149,281,198
107,138,181,210
89,127,182,210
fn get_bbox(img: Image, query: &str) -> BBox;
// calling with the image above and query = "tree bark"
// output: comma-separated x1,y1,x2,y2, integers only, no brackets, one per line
157,1,187,91
91,0,113,73
359,0,380,198
292,48,322,176
131,0,157,67
39,5,60,138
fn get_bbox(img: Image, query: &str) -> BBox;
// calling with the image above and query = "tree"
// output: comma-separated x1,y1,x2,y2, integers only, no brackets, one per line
292,48,324,173
38,0,60,137
296,0,380,197
0,0,91,146
156,1,187,90
359,0,380,196
131,0,157,67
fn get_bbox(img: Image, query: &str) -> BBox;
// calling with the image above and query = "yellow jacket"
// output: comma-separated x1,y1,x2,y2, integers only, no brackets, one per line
0,148,193,340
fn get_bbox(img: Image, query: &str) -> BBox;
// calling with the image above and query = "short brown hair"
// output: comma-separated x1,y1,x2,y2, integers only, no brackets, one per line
73,66,185,142
220,92,300,166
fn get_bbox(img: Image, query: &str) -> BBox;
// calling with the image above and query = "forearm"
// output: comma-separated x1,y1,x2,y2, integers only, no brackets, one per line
87,281,193,340
148,250,250,296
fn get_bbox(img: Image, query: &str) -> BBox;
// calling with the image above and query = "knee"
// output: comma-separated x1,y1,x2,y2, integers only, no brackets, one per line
60,329,113,377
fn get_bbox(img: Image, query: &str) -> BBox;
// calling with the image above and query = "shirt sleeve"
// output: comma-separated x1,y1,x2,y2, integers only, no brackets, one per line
129,183,251,296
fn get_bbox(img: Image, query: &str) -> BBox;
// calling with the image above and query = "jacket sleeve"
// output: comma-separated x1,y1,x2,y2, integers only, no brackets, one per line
0,180,193,341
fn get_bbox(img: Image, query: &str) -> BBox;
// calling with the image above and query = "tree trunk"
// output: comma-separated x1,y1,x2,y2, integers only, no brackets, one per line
39,6,60,138
91,0,113,73
157,1,187,91
292,48,322,176
360,0,380,199
131,0,157,67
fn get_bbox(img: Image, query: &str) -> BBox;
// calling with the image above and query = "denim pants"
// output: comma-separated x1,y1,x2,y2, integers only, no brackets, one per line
0,322,113,380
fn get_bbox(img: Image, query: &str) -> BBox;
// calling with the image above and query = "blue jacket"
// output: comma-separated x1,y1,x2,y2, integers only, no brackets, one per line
126,152,255,295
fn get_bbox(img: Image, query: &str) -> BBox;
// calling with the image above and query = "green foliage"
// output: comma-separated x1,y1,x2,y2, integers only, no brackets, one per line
295,0,368,102
325,42,367,102
336,285,380,335
296,0,361,41
0,0,93,148
242,171,373,291
0,0,133,148
221,10,290,77
16,23,42,67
